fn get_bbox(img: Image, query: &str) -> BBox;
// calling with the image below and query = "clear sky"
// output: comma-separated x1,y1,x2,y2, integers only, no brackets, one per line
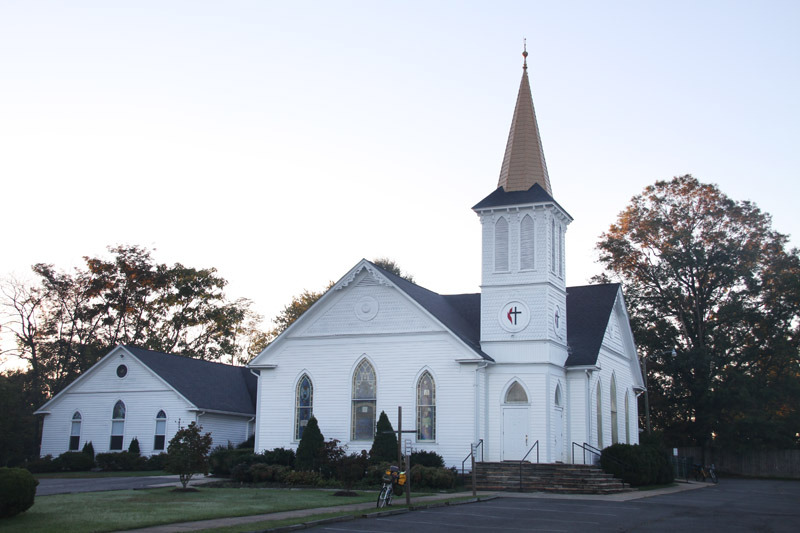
2,1,798,350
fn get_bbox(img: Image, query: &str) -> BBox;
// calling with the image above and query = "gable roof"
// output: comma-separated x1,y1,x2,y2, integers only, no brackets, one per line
564,284,621,366
124,346,257,415
472,183,571,219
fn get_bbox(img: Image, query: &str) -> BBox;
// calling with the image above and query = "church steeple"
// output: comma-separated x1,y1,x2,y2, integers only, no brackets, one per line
497,45,552,195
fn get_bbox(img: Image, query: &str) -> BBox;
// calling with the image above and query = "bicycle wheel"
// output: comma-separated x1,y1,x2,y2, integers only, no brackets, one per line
710,470,718,484
377,485,388,508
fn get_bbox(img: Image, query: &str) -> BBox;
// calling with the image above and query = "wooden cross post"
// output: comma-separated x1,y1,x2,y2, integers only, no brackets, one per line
393,406,417,506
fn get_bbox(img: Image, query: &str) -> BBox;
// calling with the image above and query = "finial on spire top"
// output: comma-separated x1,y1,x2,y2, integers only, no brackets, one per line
522,38,528,70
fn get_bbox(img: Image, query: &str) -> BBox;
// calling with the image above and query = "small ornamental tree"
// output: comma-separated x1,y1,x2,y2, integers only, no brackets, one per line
166,422,212,489
295,416,325,472
369,411,397,463
128,437,140,456
82,441,95,460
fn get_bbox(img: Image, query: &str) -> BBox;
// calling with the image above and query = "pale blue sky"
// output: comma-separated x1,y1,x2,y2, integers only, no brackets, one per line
1,1,798,346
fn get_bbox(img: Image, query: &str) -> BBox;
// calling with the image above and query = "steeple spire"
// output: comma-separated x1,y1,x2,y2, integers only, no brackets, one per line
497,44,552,195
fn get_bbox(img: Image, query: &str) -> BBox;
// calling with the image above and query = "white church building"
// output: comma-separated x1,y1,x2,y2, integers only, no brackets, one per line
36,54,644,468
248,54,645,468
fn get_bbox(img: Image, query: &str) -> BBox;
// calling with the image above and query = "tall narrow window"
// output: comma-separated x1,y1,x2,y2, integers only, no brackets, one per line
559,224,565,277
610,375,619,444
520,214,535,270
505,381,528,404
554,383,562,408
417,372,435,441
69,412,81,451
625,392,631,444
596,383,603,448
295,374,313,440
154,410,167,451
550,217,556,273
494,217,509,271
110,400,125,451
352,360,376,440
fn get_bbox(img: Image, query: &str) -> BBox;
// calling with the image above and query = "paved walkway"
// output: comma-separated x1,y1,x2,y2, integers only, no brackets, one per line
120,482,706,533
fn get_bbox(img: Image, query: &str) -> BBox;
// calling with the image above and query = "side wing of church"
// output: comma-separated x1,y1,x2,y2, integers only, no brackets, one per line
249,51,645,468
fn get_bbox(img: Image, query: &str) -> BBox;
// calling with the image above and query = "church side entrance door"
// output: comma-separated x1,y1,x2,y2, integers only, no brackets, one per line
502,407,529,461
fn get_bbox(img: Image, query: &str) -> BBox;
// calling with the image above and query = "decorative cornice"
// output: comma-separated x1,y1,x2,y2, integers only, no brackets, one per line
336,262,392,290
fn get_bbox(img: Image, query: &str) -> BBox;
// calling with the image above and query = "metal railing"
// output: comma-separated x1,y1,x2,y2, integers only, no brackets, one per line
572,442,603,465
518,440,539,491
461,439,484,475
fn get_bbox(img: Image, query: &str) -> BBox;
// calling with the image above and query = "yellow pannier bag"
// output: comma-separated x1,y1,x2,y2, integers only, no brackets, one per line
397,472,407,486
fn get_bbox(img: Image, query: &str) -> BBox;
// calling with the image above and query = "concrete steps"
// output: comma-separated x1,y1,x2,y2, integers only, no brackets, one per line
473,462,631,494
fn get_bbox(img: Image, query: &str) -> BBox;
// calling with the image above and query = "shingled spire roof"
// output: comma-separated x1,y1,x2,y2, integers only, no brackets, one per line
497,47,552,195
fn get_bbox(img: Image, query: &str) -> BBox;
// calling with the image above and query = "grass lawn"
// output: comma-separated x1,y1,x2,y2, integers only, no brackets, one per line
34,470,168,479
1,487,376,533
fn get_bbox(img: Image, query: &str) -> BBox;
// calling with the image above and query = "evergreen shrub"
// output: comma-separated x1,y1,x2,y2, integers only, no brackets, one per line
24,455,55,473
410,450,444,468
54,451,94,472
208,447,258,476
284,469,322,486
236,435,255,449
369,411,397,463
600,443,674,486
295,416,325,472
336,451,368,490
409,464,456,489
128,438,140,455
249,464,290,483
0,467,39,518
262,447,295,467
95,451,146,471
144,453,169,471
82,441,95,460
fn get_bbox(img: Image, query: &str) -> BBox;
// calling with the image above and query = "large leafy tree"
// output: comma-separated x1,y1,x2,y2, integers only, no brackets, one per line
596,175,800,450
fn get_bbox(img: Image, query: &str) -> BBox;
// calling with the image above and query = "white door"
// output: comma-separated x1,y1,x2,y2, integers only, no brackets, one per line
502,408,529,461
554,409,564,462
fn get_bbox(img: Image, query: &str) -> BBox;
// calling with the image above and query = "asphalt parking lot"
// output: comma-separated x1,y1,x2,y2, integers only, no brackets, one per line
308,478,800,533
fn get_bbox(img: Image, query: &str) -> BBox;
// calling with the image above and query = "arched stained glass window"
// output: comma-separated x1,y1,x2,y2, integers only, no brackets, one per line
154,410,167,451
111,400,125,450
505,381,528,404
417,372,435,441
295,374,313,440
610,375,619,444
596,383,604,448
69,412,81,451
495,217,509,272
351,360,376,440
520,214,535,270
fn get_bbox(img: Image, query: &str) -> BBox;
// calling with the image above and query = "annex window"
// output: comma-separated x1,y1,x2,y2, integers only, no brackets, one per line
110,400,125,451
611,375,619,444
494,217,509,272
154,410,167,451
69,412,81,451
295,374,313,440
625,392,631,444
520,214,535,270
416,371,436,441
596,383,604,448
505,381,528,404
351,359,376,441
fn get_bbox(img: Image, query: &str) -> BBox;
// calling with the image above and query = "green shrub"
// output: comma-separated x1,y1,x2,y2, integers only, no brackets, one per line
166,421,213,489
367,462,392,484
369,411,397,463
25,455,56,473
410,450,444,468
128,438,141,456
335,451,368,490
409,464,455,489
237,435,255,449
54,451,94,472
230,462,254,483
250,463,290,483
208,447,258,476
144,453,169,471
95,451,146,471
600,443,674,486
320,438,347,479
82,441,95,460
296,416,324,472
0,467,39,518
284,469,322,486
262,447,295,467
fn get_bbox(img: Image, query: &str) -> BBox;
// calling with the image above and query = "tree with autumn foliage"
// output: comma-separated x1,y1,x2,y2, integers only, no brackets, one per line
596,175,800,451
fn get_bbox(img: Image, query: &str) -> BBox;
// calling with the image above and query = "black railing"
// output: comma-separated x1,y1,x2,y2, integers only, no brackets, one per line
518,440,539,491
461,439,484,475
572,442,603,465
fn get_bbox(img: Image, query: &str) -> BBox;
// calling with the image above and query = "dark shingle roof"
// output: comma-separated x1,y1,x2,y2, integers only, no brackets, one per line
124,346,257,415
472,183,571,218
564,284,620,366
366,262,492,361
367,262,618,367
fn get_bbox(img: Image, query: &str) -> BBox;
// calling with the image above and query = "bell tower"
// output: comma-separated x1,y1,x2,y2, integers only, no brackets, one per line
473,48,572,366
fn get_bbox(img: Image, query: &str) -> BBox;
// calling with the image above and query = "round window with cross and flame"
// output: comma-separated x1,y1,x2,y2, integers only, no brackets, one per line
498,301,530,333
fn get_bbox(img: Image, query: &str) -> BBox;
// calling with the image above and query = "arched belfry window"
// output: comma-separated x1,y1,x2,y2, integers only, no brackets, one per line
610,375,619,444
352,360,376,440
625,392,631,444
494,217,509,272
154,410,167,451
550,217,556,273
554,383,562,408
111,400,125,450
505,381,528,404
69,412,82,451
417,372,435,441
596,383,604,448
520,214,535,270
295,374,313,440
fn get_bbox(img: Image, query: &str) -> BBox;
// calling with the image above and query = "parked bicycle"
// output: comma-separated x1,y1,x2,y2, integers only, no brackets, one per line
692,463,718,483
377,465,407,508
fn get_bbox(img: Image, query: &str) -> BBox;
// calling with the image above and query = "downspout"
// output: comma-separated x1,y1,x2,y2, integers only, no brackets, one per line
250,369,260,451
474,361,489,445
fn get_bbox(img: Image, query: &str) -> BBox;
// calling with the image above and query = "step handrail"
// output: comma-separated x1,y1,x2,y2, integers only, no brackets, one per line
571,441,630,470
461,439,484,475
518,440,539,491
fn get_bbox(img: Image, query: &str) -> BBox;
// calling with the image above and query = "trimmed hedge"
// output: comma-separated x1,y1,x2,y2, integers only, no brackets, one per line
409,464,456,489
600,443,674,486
95,451,147,471
0,467,38,518
410,450,444,468
209,447,296,477
54,451,94,472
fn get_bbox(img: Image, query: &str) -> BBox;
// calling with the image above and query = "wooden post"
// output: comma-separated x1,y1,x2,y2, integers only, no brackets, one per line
390,406,417,507
471,443,477,497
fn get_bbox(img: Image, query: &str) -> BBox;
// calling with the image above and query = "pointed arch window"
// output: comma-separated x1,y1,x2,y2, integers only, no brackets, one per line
554,383,562,408
610,375,619,444
596,383,604,448
417,372,436,441
494,217,509,272
520,214,535,270
352,360,376,440
69,412,82,451
550,217,556,273
154,410,167,451
505,381,528,404
111,400,125,450
625,392,631,444
295,374,313,440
